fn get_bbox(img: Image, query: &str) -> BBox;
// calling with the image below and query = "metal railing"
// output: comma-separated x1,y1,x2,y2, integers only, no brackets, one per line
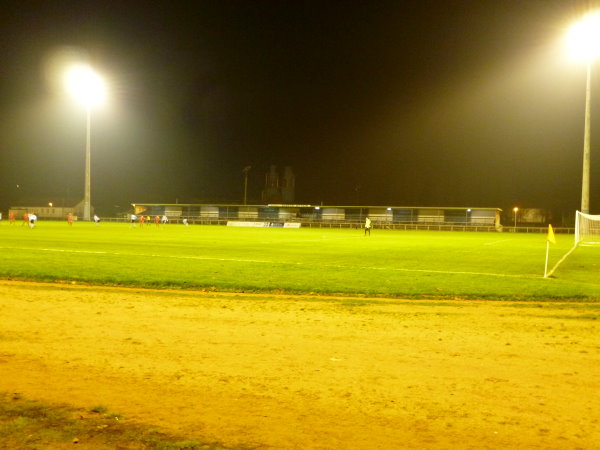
29,216,575,234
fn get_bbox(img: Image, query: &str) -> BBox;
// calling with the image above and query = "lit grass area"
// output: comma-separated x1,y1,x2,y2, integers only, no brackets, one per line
0,222,598,301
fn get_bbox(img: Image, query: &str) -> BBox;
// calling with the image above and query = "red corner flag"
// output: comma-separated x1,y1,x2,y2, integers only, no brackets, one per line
547,224,556,244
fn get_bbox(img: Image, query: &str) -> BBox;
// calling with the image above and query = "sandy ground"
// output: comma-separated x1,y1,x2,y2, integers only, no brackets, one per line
0,281,599,449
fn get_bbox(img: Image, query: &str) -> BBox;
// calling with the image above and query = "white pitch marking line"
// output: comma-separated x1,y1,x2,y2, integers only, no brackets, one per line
41,248,108,254
483,239,512,246
360,263,534,278
0,246,272,264
0,246,539,279
261,235,364,244
546,245,577,278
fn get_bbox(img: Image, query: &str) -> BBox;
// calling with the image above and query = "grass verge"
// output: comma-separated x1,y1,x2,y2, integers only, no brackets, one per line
0,392,231,449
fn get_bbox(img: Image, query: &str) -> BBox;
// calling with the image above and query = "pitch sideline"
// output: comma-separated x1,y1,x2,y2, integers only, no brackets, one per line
0,245,540,280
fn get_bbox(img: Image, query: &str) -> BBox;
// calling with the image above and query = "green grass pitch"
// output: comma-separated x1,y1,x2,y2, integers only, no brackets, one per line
0,221,598,301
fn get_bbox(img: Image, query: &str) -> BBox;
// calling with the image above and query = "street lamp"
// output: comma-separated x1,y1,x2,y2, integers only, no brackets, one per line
567,11,600,214
65,64,106,221
513,207,519,228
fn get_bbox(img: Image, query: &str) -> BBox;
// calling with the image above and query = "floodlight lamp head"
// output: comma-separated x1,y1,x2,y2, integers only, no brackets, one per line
65,64,106,107
567,11,600,61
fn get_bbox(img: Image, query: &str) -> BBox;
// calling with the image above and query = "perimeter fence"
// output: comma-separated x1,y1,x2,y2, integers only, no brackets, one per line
87,216,574,234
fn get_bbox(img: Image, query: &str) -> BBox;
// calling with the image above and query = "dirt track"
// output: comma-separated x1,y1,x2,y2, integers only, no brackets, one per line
0,281,598,449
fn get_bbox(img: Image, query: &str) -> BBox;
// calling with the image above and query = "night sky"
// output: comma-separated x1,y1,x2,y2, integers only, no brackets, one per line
1,0,599,215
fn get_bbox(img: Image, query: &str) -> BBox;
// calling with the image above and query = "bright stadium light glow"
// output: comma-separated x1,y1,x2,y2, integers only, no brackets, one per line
65,64,106,107
566,12,600,61
65,63,107,221
566,11,600,214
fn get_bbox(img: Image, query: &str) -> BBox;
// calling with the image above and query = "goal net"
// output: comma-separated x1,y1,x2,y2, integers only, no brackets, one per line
574,211,600,246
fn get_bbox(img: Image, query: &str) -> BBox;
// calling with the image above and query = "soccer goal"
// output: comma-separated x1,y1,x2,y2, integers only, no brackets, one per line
574,211,600,246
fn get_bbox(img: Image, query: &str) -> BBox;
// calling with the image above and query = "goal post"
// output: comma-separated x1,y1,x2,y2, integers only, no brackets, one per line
574,211,600,246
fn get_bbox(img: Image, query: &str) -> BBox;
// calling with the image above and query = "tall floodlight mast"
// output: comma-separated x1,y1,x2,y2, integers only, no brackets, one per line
243,166,252,205
567,11,600,214
65,64,106,221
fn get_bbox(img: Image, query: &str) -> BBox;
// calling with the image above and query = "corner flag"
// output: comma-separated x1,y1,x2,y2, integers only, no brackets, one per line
547,224,556,244
544,224,556,278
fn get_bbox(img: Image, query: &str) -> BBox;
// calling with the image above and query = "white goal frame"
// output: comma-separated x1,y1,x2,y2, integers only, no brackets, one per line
574,211,600,246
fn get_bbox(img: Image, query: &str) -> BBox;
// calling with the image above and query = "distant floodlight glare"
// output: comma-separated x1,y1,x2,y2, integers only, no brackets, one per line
567,12,600,61
65,64,106,221
65,65,106,107
567,11,600,213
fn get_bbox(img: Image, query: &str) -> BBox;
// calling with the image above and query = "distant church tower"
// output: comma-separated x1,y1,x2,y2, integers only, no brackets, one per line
261,165,295,204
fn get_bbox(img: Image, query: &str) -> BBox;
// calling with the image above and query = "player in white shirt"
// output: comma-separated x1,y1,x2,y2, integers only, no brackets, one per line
29,213,37,228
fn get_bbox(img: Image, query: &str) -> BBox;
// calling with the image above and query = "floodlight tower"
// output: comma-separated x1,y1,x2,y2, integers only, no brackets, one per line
242,166,252,205
65,64,106,221
567,11,600,214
